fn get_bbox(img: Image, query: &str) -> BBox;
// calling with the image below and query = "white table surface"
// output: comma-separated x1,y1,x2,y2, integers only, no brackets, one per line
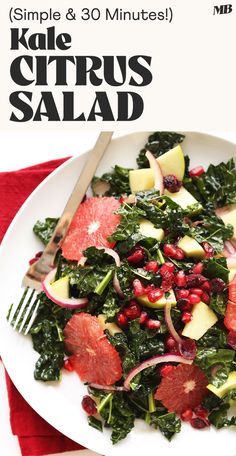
0,130,236,456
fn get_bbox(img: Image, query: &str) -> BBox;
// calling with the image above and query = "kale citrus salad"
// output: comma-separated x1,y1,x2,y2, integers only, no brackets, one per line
10,132,236,443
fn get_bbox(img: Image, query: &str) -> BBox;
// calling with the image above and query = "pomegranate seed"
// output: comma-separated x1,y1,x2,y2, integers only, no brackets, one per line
145,261,159,272
201,292,210,304
175,271,187,288
176,289,190,299
81,395,97,416
163,175,182,193
148,288,164,303
124,302,141,320
189,166,205,178
177,298,192,311
127,247,145,264
190,417,210,429
189,293,201,305
163,244,178,258
190,288,203,296
201,280,211,292
119,196,125,203
192,262,204,274
202,241,214,258
133,279,145,296
63,358,74,372
165,335,177,351
160,262,175,275
186,274,207,288
179,338,197,360
181,311,192,324
181,409,193,422
210,277,225,293
144,284,155,293
146,319,161,330
160,365,175,377
194,405,208,419
227,330,236,350
35,251,43,258
175,248,185,260
117,312,128,328
29,257,37,265
139,311,148,325
161,271,175,292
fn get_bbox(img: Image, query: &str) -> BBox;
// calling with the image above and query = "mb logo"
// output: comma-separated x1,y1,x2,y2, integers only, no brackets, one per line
213,4,233,14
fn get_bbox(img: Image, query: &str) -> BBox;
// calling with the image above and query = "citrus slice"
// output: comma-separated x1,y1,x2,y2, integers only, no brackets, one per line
63,313,123,385
229,274,236,303
154,364,208,414
61,197,121,260
224,300,236,332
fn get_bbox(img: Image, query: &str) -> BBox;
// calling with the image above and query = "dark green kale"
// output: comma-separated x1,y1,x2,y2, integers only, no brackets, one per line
198,327,227,349
106,332,136,374
155,413,181,441
210,294,227,317
92,165,131,196
127,320,165,362
137,132,185,168
29,293,73,381
88,416,103,432
209,403,236,429
83,246,115,265
115,261,135,299
203,257,229,283
33,217,58,245
189,215,233,253
184,158,236,210
101,289,122,321
195,348,235,387
108,204,146,242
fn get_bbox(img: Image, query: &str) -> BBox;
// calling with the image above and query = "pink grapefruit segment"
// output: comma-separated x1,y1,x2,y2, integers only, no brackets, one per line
155,364,208,414
64,313,123,385
61,197,121,261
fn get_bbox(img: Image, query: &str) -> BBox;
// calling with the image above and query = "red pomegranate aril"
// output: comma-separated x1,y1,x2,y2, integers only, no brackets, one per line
194,405,208,419
202,241,214,258
181,312,192,324
139,311,148,325
201,292,210,304
201,280,211,292
117,312,128,328
146,319,161,330
133,279,145,296
81,395,97,416
63,358,74,372
181,409,193,422
160,262,175,275
124,302,141,320
145,261,159,272
190,417,210,429
29,257,37,265
35,251,43,258
161,271,175,292
227,330,236,350
127,248,145,264
192,262,204,274
160,365,175,377
144,284,155,293
189,166,205,178
175,271,187,288
189,293,201,305
210,277,225,293
176,289,190,299
190,288,203,297
179,338,197,360
163,244,178,258
186,274,207,288
177,298,192,311
175,248,185,260
165,335,177,351
148,288,164,303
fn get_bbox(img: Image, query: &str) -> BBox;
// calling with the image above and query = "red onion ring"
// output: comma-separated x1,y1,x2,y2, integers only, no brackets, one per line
164,301,183,345
145,151,164,195
89,383,128,392
42,269,88,309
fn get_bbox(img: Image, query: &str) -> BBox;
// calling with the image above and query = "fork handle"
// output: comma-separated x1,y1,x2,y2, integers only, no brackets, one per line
28,132,113,279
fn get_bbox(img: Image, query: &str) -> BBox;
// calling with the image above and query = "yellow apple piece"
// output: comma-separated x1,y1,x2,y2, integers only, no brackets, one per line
216,205,236,239
156,145,185,181
207,372,236,403
129,168,154,193
164,186,200,210
137,289,176,309
182,301,218,340
50,276,69,299
177,235,205,259
97,314,123,336
139,219,164,241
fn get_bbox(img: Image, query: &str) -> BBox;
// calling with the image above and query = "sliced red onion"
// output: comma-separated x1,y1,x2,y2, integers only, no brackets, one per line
164,301,182,344
42,268,88,309
124,353,192,390
227,256,236,268
77,256,87,266
113,272,124,298
224,241,236,256
96,247,121,267
89,383,128,392
124,194,136,204
145,151,164,195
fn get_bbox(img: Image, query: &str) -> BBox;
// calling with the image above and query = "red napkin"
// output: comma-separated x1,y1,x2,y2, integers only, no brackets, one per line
0,158,85,455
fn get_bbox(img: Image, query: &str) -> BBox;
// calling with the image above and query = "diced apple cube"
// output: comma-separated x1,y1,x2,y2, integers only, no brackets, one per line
182,301,218,340
139,219,164,241
129,169,154,193
137,289,176,309
97,314,123,336
177,235,205,259
157,145,185,181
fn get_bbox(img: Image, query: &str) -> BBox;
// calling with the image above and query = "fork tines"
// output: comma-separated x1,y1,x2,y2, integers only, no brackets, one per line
7,288,40,335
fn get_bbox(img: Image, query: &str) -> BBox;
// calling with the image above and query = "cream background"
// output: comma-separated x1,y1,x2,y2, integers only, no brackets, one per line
0,0,236,131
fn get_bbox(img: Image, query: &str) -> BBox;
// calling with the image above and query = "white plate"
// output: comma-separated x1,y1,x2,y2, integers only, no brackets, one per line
1,132,236,456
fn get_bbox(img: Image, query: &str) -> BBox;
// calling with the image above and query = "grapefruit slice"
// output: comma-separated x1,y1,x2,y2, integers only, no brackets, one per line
63,313,122,385
224,300,236,332
154,364,208,414
229,274,236,303
61,197,121,260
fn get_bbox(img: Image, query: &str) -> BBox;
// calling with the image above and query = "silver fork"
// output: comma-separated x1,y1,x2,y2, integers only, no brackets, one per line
7,132,113,334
